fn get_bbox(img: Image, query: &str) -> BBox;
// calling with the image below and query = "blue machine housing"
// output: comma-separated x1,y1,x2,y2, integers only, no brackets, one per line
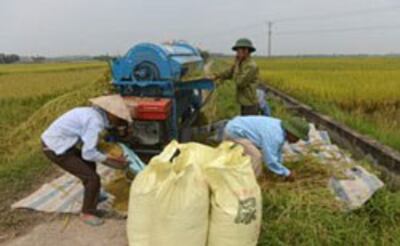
111,41,215,144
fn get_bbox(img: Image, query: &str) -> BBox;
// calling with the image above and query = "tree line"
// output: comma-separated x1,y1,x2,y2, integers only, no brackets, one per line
0,54,20,64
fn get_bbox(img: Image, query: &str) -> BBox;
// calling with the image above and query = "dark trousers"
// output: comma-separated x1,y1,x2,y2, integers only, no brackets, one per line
42,144,100,215
240,104,259,116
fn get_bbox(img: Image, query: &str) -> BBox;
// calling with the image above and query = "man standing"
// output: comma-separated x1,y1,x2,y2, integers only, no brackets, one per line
41,95,131,226
224,116,310,179
213,38,260,115
256,85,271,116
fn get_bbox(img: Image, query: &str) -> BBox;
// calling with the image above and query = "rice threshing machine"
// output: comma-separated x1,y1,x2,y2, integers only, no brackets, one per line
111,41,215,155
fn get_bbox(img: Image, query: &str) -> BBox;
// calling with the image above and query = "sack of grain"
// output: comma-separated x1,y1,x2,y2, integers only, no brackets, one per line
127,141,211,246
204,141,262,246
228,138,263,177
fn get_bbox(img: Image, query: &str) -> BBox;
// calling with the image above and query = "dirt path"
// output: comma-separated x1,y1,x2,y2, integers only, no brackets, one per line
203,60,214,77
2,217,127,246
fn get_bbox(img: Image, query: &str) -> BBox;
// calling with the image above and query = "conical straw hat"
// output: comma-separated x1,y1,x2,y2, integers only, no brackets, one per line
89,94,132,122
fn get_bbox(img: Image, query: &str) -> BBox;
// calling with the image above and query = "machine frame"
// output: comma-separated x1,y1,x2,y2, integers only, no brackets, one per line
111,42,215,155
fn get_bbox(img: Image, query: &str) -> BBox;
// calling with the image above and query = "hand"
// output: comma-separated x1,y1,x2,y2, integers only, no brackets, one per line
104,155,129,169
284,172,295,182
108,155,128,164
235,56,242,64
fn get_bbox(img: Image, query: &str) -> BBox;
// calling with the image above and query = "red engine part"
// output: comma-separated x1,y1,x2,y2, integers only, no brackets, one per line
124,97,172,120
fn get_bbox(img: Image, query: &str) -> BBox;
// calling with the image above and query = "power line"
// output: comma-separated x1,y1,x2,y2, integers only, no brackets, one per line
192,5,400,42
266,5,400,55
275,24,400,36
274,5,400,23
267,22,273,57
190,5,400,56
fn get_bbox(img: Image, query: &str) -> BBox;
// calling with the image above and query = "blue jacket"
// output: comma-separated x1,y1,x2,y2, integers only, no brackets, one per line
225,116,290,176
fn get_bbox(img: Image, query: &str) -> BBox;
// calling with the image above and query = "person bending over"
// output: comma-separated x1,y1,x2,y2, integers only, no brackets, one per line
224,116,309,179
41,95,131,226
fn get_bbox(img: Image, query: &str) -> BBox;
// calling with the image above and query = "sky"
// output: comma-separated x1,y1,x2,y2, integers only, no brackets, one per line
1,0,399,56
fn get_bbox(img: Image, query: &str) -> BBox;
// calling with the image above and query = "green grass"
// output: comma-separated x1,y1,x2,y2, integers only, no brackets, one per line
257,157,400,245
0,150,56,233
260,188,400,245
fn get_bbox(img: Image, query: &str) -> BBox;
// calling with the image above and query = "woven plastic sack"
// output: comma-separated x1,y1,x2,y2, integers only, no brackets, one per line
204,141,262,246
228,138,263,177
329,165,384,210
127,141,213,246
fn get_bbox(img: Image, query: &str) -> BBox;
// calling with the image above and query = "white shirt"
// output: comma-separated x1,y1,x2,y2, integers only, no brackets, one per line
41,107,109,162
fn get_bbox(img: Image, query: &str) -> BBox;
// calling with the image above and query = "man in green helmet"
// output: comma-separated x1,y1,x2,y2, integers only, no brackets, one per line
212,38,260,115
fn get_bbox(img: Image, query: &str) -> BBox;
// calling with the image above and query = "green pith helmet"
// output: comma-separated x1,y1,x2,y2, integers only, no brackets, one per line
232,38,256,53
282,117,310,141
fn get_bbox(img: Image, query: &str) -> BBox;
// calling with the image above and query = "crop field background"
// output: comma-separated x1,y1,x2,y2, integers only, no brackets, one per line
0,62,109,235
0,62,105,75
0,63,107,141
255,57,400,151
0,59,400,245
206,59,400,245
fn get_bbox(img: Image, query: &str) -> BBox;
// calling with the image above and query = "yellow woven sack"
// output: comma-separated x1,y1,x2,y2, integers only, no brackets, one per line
228,138,263,177
204,141,262,246
127,141,211,246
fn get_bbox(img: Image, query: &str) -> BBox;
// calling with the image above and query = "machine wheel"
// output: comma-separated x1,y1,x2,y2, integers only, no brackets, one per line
132,62,160,81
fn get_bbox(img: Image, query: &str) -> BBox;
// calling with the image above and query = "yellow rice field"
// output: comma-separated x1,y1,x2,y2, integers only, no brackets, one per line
255,57,400,150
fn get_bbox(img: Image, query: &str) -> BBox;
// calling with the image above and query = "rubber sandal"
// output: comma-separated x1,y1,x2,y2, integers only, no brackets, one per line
80,214,104,226
94,209,108,218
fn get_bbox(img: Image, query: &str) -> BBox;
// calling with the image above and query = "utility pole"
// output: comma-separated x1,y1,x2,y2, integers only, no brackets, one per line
267,21,273,57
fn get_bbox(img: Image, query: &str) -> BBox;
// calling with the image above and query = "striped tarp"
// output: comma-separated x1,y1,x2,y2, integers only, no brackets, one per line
12,165,116,214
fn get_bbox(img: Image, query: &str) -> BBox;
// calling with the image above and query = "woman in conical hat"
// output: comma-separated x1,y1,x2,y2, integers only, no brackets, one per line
41,94,131,226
